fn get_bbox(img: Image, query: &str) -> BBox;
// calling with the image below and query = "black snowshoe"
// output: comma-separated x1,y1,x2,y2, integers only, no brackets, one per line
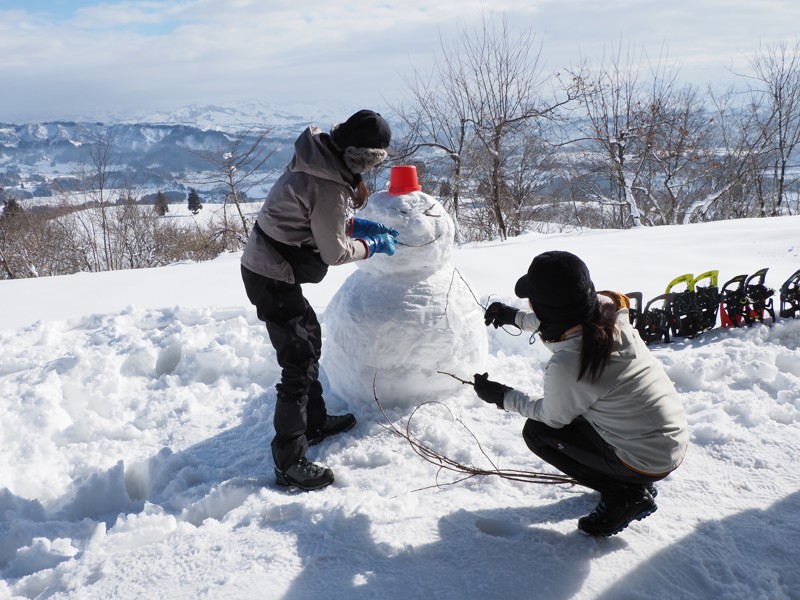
720,268,776,326
665,274,696,338
745,268,776,324
632,293,675,344
719,273,749,327
626,291,643,329
780,268,800,319
691,271,721,332
663,271,720,338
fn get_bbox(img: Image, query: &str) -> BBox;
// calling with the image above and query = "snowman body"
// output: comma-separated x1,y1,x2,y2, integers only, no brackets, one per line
322,190,487,408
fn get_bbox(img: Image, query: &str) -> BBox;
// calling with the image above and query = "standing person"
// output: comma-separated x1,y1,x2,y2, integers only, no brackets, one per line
475,251,688,536
241,110,398,491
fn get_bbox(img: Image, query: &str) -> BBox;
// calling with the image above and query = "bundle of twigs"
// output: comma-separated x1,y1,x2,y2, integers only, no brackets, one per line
374,389,577,491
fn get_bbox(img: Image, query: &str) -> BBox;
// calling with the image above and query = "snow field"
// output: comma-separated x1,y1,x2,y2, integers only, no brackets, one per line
1,215,799,598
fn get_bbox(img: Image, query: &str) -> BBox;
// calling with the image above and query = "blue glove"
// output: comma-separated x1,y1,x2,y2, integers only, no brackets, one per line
351,217,399,239
362,233,397,257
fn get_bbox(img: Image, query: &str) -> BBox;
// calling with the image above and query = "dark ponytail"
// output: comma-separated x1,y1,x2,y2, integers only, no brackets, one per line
578,306,617,381
352,178,370,210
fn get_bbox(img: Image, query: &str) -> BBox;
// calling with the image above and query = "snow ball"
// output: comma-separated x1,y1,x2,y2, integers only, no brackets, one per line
355,190,455,277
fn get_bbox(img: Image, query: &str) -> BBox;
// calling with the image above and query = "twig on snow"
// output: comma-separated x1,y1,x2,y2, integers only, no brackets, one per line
373,383,577,492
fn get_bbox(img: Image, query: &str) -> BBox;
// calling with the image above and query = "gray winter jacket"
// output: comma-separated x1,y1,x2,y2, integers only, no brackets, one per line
240,126,368,283
503,306,689,475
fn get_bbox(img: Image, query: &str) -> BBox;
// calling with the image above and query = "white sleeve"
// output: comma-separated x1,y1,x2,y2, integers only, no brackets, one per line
514,310,541,333
503,388,543,420
502,357,600,428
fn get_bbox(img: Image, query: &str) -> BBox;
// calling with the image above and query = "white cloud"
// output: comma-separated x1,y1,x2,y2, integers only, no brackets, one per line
1,0,799,122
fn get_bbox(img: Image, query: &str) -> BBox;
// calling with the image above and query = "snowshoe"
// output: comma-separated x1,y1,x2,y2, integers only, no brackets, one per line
635,293,675,344
744,268,775,325
779,268,800,319
719,274,749,328
665,273,700,338
661,272,719,338
692,270,720,331
625,292,643,328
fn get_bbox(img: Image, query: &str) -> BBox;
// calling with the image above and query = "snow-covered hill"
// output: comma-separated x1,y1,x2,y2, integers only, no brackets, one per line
90,100,351,134
1,216,799,599
0,101,351,204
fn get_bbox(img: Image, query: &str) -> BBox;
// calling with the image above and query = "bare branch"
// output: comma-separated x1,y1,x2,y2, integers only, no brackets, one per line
373,385,577,490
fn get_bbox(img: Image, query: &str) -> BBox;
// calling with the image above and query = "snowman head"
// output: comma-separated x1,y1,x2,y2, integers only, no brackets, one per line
356,166,455,277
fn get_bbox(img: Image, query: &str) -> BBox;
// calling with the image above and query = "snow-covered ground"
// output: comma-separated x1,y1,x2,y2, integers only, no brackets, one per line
1,215,799,599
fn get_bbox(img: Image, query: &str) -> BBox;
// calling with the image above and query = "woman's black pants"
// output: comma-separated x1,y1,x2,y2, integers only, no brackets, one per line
522,417,665,499
241,266,327,471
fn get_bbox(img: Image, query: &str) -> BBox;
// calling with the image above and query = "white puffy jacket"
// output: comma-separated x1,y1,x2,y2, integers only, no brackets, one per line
503,305,689,475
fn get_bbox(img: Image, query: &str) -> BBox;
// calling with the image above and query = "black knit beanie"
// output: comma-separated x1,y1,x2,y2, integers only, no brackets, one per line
514,251,598,341
331,110,391,150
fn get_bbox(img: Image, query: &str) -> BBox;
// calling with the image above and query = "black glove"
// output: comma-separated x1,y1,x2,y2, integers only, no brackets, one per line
473,372,511,409
483,302,519,329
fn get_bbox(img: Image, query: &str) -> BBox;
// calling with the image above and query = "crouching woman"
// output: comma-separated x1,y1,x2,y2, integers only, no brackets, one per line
476,250,688,537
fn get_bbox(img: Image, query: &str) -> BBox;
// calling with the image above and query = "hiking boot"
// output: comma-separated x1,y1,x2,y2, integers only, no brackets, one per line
577,487,657,537
275,456,334,491
307,413,356,446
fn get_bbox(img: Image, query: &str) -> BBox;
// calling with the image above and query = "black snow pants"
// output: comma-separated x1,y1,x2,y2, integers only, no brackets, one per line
522,417,666,499
241,266,327,471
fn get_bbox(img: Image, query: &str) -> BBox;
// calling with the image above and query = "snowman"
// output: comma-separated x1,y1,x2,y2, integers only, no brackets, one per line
322,165,488,409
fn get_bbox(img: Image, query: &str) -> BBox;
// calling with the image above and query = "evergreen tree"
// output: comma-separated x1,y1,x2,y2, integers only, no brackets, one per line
1,197,24,222
154,191,169,216
187,188,203,215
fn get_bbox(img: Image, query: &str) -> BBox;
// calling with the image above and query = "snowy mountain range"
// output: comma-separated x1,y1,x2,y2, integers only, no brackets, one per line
0,101,359,201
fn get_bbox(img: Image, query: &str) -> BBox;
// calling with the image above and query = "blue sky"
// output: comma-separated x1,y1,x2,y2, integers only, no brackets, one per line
2,1,800,123
2,1,101,18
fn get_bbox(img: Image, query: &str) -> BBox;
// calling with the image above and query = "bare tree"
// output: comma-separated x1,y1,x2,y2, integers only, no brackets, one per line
640,80,722,225
390,50,474,229
458,14,573,239
569,44,657,227
502,127,560,235
393,13,574,241
0,192,20,278
568,44,729,228
0,199,74,278
742,38,800,216
196,128,277,250
52,129,134,271
1,135,247,278
685,86,766,222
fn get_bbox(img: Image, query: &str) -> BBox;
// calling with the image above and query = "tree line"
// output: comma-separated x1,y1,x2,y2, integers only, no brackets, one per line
390,15,800,241
0,125,275,279
2,15,799,279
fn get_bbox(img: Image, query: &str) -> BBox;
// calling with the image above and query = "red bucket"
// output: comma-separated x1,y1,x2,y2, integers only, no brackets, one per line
388,165,422,195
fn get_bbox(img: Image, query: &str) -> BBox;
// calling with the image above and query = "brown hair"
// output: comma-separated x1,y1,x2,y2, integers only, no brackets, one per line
578,306,617,381
352,179,370,210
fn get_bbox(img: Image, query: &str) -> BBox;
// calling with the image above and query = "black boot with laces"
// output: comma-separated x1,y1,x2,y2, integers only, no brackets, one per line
275,456,334,490
307,413,356,446
577,487,657,537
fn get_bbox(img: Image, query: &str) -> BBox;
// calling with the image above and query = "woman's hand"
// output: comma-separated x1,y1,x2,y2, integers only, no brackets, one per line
483,302,519,329
473,372,511,409
350,217,399,239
